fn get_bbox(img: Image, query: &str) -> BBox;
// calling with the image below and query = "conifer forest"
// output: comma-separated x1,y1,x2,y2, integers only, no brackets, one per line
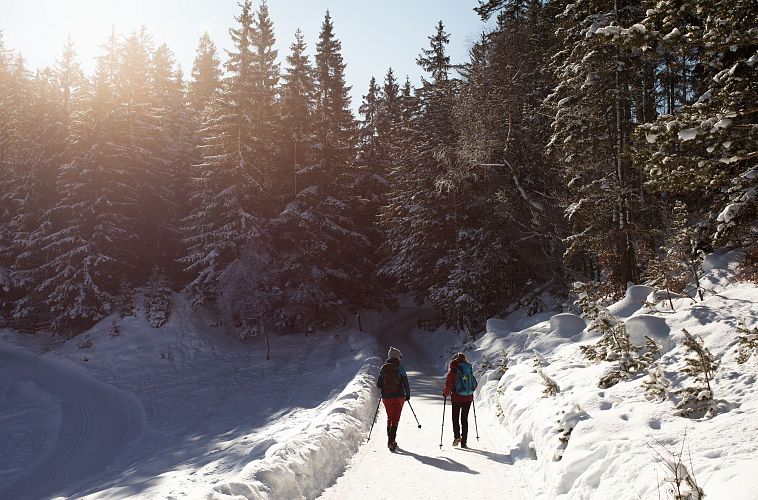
0,0,755,338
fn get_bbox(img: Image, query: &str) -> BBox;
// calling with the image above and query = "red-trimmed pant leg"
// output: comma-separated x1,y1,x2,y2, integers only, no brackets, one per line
383,397,405,427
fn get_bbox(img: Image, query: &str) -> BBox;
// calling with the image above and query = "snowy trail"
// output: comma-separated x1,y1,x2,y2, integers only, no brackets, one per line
319,323,537,500
0,347,145,500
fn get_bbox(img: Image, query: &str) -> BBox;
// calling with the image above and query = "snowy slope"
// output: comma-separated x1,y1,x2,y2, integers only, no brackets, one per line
464,250,758,499
0,297,414,499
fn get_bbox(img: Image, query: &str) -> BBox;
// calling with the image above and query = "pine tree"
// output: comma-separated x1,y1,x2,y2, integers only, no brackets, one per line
377,67,402,166
548,0,654,292
279,28,315,197
250,0,280,191
4,43,72,323
735,321,758,364
181,0,269,309
144,266,172,328
150,43,192,277
17,29,142,334
675,329,720,418
381,22,463,327
645,201,705,300
438,3,564,331
643,362,669,401
313,11,355,173
188,32,221,114
635,0,757,249
357,76,381,166
268,11,380,330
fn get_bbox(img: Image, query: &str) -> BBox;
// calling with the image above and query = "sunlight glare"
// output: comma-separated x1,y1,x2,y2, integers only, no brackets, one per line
60,0,121,48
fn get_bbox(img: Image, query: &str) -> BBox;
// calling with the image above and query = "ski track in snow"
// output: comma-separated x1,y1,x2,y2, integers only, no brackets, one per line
0,347,146,500
319,320,538,500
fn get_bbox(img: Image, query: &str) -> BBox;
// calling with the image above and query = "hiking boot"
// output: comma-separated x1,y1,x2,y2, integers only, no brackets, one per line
389,441,398,451
452,437,461,446
461,441,468,449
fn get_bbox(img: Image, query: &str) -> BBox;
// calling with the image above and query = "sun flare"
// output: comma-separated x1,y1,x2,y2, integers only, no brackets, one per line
59,0,121,47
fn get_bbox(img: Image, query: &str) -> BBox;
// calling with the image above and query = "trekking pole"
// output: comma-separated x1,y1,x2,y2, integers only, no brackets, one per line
367,397,382,441
472,399,480,441
406,400,422,428
439,396,446,449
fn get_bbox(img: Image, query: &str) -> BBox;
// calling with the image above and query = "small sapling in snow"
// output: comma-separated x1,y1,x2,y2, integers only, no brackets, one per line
643,362,670,401
77,334,93,349
735,321,758,364
580,308,648,388
675,329,720,418
538,368,560,397
144,268,172,328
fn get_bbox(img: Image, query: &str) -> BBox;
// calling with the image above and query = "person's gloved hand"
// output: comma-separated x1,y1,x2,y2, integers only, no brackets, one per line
442,392,446,397
405,396,410,401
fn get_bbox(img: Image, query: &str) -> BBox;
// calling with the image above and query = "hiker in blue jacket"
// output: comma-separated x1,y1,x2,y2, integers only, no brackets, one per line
443,352,477,448
377,346,410,451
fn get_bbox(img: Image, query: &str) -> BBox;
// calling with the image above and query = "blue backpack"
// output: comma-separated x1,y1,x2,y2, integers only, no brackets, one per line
455,362,477,396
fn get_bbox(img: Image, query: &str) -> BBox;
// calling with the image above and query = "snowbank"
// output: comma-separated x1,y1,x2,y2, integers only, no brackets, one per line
210,344,381,500
465,251,758,499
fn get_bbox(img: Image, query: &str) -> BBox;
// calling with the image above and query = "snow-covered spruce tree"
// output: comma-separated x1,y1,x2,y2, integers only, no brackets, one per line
144,267,172,328
644,201,706,303
278,29,315,198
736,321,758,364
180,0,270,310
538,367,560,397
268,11,382,331
188,32,222,115
217,240,278,349
0,33,15,315
2,41,72,323
15,29,143,335
635,0,756,251
250,0,280,191
377,67,402,167
381,21,461,318
547,0,657,293
147,42,192,279
434,3,565,333
675,328,720,418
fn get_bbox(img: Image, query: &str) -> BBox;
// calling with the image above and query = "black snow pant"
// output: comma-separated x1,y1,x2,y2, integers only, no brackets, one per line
451,400,472,443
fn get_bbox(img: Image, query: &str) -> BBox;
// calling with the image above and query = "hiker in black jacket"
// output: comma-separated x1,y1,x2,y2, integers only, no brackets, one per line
377,346,410,451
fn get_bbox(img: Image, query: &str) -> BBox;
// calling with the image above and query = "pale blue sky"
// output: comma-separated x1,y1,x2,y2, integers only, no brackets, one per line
0,0,490,108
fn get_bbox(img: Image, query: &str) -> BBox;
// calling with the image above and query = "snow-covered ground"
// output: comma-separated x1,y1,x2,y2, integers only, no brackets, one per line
0,298,415,499
461,250,758,499
2,250,756,499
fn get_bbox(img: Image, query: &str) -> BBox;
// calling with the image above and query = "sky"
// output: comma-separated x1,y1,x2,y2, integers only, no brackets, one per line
0,0,491,110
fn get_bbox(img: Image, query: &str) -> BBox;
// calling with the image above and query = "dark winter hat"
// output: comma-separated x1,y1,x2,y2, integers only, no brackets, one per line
388,346,402,360
455,352,467,363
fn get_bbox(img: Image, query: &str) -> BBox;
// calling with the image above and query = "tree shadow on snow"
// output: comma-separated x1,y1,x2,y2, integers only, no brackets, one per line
395,448,479,474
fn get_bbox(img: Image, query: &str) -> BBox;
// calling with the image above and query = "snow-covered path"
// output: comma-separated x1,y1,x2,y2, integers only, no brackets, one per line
0,347,145,500
319,324,538,500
